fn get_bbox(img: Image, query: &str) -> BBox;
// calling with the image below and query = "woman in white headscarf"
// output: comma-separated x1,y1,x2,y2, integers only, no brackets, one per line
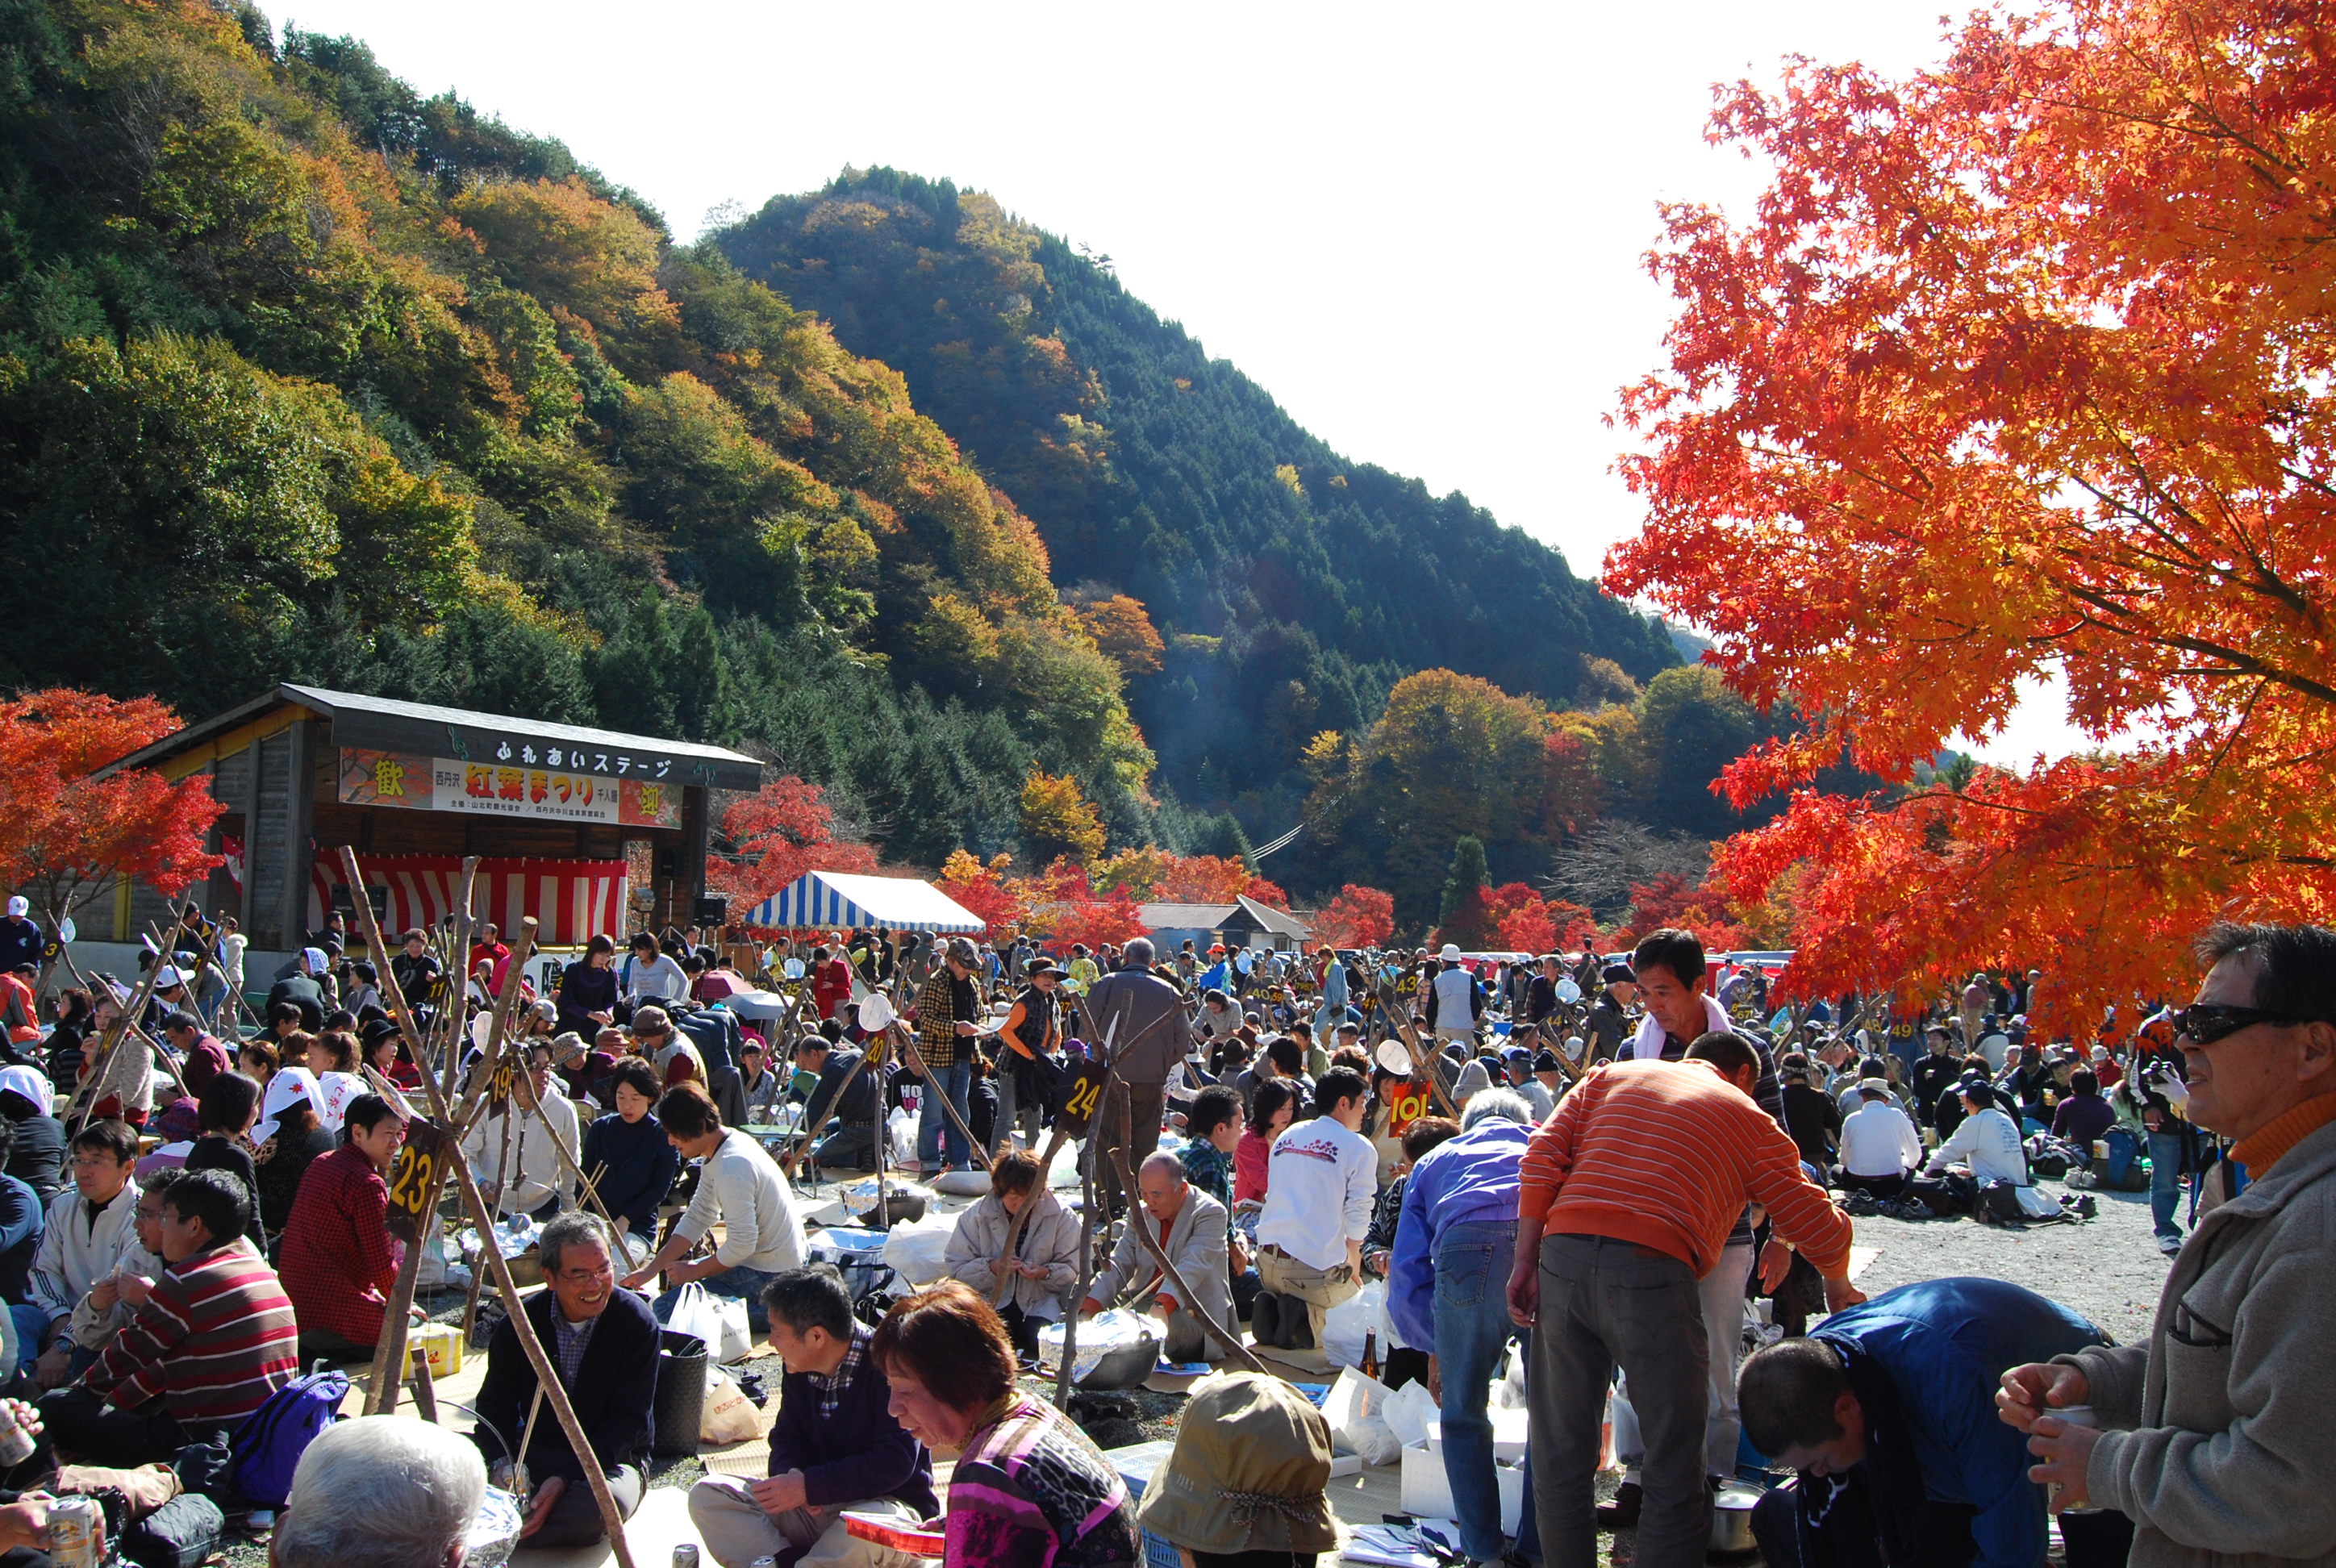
0,1066,61,1199
252,1067,333,1241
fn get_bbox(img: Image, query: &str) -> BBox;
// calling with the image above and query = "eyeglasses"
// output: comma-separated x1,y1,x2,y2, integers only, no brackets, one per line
2170,1003,2332,1046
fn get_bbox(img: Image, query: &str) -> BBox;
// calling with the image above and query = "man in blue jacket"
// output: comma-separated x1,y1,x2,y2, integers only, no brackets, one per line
470,1212,658,1549
1737,1278,2110,1568
1390,1089,1540,1568
690,1265,937,1566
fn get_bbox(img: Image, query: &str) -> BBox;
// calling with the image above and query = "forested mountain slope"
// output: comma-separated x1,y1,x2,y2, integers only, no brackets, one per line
0,0,1154,864
716,170,1679,817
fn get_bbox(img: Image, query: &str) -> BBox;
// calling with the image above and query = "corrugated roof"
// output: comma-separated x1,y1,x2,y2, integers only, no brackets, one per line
1137,895,1311,939
101,682,764,790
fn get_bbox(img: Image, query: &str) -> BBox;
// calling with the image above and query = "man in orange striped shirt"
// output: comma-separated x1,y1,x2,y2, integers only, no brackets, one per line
1506,1032,1863,1568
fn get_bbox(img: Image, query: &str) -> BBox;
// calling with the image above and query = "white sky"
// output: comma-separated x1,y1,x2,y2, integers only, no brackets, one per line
271,0,2095,762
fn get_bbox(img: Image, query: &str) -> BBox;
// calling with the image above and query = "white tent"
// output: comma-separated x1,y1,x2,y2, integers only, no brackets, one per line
743,870,985,934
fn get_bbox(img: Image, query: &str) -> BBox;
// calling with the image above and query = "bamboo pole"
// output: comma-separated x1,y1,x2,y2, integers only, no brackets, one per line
64,908,191,1128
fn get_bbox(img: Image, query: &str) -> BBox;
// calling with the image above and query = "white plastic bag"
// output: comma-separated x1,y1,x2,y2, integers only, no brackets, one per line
1037,1309,1151,1384
664,1282,723,1352
1383,1377,1438,1450
699,1365,763,1445
1321,1281,1387,1370
887,1107,918,1163
1323,1366,1402,1466
882,1211,957,1287
713,1293,753,1363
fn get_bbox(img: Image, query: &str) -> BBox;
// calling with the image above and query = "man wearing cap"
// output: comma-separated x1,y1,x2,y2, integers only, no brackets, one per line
0,898,40,977
790,1034,879,1170
1080,1150,1233,1363
912,936,985,1174
1583,965,1636,1065
1923,1080,2028,1188
1425,945,1484,1049
991,956,1063,1156
1135,1372,1341,1565
266,949,327,1033
1083,937,1194,1215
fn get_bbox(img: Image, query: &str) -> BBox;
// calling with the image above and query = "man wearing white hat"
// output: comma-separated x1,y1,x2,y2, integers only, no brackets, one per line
1425,945,1484,1050
0,899,40,976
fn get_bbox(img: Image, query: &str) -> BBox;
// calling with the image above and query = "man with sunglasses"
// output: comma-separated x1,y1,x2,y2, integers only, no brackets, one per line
2001,922,2336,1568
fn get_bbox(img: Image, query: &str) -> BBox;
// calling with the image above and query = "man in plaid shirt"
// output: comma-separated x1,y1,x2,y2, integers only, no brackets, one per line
914,936,986,1174
39,1168,296,1467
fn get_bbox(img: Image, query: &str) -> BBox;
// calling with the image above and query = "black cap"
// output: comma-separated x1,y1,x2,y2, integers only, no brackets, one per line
1532,1049,1562,1074
1601,964,1635,986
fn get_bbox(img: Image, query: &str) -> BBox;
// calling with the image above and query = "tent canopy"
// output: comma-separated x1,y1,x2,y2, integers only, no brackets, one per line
745,870,985,934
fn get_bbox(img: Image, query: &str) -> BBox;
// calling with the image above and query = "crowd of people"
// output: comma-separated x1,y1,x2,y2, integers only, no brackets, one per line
0,890,2309,1568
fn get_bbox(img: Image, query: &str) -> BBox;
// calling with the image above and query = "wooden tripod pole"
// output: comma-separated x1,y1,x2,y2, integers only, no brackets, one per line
339,851,636,1566
64,908,190,1128
1098,1082,1265,1372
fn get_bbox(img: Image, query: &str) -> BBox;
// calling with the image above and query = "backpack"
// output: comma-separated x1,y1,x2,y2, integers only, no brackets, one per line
230,1366,350,1509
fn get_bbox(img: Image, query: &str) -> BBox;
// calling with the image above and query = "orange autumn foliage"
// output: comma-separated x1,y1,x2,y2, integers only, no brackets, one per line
1608,0,2336,1025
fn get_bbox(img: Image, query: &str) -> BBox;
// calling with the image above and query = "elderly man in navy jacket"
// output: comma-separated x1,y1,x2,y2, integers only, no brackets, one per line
690,1265,938,1567
1737,1278,2117,1568
471,1212,659,1549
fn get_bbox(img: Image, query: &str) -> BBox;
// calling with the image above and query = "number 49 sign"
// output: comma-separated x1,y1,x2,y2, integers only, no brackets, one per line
386,1120,453,1244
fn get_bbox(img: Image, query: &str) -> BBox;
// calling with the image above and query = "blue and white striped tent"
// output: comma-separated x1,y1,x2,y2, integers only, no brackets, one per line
744,870,985,933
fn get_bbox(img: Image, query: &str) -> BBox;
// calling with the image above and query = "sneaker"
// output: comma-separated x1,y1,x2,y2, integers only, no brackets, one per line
2157,1233,2184,1257
1596,1480,1642,1528
1842,1192,1878,1217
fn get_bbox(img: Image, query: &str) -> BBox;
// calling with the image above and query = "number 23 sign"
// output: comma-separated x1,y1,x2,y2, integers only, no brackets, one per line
386,1120,453,1244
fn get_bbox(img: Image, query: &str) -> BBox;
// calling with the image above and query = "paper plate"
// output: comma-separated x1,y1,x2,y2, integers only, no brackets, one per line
857,992,895,1032
1556,977,1582,1004
1374,1039,1413,1075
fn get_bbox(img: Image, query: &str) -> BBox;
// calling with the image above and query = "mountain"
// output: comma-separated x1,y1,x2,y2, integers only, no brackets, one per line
0,0,1157,865
714,170,1679,823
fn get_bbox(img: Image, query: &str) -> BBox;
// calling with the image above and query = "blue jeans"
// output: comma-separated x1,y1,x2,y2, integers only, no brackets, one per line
916,1058,974,1170
2148,1128,2189,1240
1434,1220,1539,1563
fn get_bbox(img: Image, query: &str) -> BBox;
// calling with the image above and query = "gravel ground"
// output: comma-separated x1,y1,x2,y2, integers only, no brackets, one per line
1849,1181,2175,1344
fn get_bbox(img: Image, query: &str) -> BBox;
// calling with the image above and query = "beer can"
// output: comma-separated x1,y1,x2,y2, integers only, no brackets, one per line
0,1402,35,1467
45,1495,101,1568
671,1548,701,1568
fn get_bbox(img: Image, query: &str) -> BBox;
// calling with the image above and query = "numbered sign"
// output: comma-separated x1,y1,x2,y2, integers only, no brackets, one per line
1383,1078,1433,1141
385,1119,451,1244
1056,1063,1108,1137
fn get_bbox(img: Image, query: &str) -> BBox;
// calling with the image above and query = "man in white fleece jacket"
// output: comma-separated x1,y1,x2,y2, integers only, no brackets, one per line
1252,1066,1375,1350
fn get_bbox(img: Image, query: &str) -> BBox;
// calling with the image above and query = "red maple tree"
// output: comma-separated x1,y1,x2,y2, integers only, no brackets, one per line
710,776,877,913
0,690,224,927
1311,885,1395,949
938,850,1028,939
1604,0,2336,1021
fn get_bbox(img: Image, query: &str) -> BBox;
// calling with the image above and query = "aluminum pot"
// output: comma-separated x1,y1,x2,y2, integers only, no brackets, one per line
1711,1483,1764,1554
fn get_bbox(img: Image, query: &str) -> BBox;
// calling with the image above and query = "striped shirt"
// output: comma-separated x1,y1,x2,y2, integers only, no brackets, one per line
82,1236,298,1426
1518,1058,1853,1278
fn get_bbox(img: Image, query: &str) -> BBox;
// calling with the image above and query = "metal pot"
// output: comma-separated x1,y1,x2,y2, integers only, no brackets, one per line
1077,1328,1164,1391
1711,1483,1764,1554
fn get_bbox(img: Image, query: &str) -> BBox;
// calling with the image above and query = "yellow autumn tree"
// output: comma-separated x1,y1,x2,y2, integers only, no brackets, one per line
1020,771,1106,864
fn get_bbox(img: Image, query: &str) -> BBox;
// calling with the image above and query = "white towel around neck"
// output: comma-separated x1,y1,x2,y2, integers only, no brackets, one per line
1622,994,1733,1061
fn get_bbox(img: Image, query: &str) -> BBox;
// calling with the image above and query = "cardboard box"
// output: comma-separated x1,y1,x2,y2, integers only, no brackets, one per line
1400,1441,1523,1532
1420,1407,1529,1465
411,1322,464,1378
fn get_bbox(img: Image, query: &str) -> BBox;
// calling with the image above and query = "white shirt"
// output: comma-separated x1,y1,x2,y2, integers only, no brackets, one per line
1254,1116,1376,1272
1839,1100,1924,1178
1927,1107,2028,1185
678,1129,808,1272
621,953,690,1003
220,932,248,986
1976,1032,2012,1074
459,1085,583,1215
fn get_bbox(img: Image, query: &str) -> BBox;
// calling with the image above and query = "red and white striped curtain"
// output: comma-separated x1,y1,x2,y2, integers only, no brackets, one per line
310,854,629,946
